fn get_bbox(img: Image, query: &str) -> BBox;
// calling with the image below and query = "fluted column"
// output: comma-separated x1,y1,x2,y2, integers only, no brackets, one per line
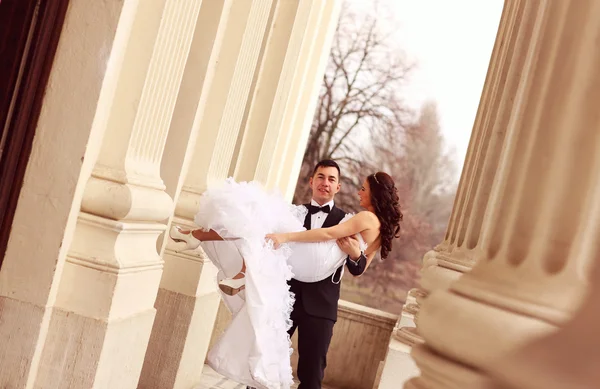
177,0,274,204
202,0,345,365
486,187,600,389
233,0,312,182
380,2,538,387
424,0,536,288
29,1,202,388
384,0,515,359
404,0,537,332
263,0,343,200
138,2,230,388
144,1,275,388
416,0,541,300
407,1,600,387
422,1,512,256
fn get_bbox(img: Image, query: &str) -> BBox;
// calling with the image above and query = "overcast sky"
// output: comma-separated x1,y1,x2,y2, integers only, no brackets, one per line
348,0,504,171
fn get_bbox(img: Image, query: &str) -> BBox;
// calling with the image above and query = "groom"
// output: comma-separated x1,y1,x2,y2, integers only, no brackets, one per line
287,159,368,389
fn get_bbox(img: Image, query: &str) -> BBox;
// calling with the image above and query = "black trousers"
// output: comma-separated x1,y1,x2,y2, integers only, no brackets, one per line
288,308,335,389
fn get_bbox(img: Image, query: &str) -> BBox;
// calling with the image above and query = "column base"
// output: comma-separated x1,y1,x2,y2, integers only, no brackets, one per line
378,336,420,389
0,296,46,388
405,345,488,389
416,289,556,371
139,288,221,389
34,307,156,389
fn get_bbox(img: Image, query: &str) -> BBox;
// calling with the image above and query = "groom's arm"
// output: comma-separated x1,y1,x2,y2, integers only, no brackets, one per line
337,236,367,276
346,252,367,276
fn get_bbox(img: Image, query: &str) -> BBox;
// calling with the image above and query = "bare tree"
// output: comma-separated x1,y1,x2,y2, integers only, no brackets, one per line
291,2,458,313
351,102,457,309
293,3,413,205
375,101,457,241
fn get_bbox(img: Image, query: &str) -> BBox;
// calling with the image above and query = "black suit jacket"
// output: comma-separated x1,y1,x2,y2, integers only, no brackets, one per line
288,204,366,322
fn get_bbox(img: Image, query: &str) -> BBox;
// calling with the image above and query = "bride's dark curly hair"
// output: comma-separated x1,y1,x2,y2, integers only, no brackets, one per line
367,172,403,259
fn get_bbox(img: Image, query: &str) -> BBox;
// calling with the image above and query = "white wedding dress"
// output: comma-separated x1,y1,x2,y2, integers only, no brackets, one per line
194,179,366,389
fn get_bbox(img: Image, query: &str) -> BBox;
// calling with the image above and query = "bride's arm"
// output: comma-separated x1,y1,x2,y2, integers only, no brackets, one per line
266,212,376,245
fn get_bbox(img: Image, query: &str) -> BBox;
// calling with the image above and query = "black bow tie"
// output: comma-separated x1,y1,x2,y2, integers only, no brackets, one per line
309,204,331,214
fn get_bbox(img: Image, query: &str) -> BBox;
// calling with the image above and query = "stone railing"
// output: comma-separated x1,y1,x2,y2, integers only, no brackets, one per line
294,300,397,389
209,300,397,389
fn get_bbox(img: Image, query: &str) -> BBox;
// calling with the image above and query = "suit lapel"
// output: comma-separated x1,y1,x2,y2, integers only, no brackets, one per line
303,204,311,230
322,206,345,228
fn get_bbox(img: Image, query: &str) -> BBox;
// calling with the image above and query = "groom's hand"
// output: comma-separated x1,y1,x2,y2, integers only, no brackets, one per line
337,236,361,260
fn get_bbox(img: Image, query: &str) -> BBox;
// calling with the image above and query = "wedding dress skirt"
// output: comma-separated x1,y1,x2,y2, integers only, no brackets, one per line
194,179,366,389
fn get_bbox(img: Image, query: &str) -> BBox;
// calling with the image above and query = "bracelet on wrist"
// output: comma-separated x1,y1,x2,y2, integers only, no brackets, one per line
348,250,364,263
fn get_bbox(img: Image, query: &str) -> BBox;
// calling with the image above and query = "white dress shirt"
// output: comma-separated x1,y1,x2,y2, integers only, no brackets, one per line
309,199,335,230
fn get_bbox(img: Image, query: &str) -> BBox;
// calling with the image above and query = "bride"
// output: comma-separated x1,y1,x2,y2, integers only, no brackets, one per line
169,171,402,389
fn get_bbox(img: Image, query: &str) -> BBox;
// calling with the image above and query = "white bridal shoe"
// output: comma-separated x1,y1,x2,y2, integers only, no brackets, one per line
218,273,246,296
169,226,201,250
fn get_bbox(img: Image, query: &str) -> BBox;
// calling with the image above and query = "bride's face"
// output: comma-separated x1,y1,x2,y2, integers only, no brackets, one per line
358,179,372,209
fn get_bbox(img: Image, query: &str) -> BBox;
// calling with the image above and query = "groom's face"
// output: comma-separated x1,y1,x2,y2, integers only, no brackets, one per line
309,166,341,205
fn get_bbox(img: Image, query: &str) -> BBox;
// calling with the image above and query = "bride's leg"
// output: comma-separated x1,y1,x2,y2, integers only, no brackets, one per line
188,229,246,277
179,227,241,242
231,261,246,279
172,226,246,295
171,227,224,241
219,259,246,296
190,229,224,241
170,226,241,254
170,226,228,250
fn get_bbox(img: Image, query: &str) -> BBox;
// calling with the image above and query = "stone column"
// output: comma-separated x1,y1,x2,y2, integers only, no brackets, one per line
377,289,423,389
380,2,540,387
206,0,344,360
488,207,600,389
29,1,202,388
140,1,275,388
416,0,541,299
407,0,600,387
233,0,313,182
0,1,142,387
178,0,275,198
263,0,343,200
159,1,231,201
423,0,536,291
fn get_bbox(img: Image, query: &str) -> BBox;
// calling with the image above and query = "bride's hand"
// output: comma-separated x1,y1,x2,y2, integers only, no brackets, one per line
265,233,288,248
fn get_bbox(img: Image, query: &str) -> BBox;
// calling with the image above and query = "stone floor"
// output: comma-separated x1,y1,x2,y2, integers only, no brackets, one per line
196,365,300,389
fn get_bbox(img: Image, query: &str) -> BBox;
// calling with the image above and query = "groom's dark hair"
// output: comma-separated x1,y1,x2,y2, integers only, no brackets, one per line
312,159,341,178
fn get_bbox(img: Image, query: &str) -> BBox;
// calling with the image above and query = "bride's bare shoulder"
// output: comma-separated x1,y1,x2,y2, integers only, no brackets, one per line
356,211,379,224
